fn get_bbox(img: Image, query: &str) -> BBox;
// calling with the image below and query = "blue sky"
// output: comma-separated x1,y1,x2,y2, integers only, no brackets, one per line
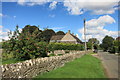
1,1,119,42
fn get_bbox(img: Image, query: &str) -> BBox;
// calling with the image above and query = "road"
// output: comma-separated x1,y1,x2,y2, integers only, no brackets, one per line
98,50,119,78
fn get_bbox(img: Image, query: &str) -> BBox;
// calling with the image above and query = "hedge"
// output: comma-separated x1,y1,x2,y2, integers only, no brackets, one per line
48,43,84,52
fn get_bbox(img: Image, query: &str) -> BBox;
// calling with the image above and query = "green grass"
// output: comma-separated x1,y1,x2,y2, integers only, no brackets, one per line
57,54,63,56
35,54,106,78
49,53,55,56
89,52,97,54
49,53,63,57
2,58,23,65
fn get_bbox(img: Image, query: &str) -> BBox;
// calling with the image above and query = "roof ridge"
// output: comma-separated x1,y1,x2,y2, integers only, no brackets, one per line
70,33,82,43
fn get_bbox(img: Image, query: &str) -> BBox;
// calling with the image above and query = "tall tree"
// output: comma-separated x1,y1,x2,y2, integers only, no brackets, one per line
20,25,42,41
109,39,120,53
40,29,56,42
2,25,48,60
88,38,99,44
87,42,92,49
87,38,99,50
101,35,114,51
22,25,40,34
56,31,65,35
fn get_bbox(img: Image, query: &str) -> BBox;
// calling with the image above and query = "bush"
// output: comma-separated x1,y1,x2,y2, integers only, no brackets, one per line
108,40,120,54
2,26,48,60
87,42,92,49
2,52,14,60
48,43,84,51
109,46,118,53
65,50,70,53
3,40,48,60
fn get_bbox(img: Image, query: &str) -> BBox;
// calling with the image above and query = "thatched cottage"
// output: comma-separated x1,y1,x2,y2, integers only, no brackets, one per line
50,30,82,44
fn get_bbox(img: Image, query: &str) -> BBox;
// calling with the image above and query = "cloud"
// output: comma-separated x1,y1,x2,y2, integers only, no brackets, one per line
49,1,57,10
86,15,115,29
78,15,118,42
49,27,65,30
17,0,58,9
0,13,10,18
0,25,3,28
0,26,9,42
63,0,119,15
18,28,22,33
17,0,51,6
2,0,18,2
3,0,118,15
0,13,17,19
0,13,3,17
49,14,55,18
76,34,80,38
0,26,22,42
13,16,16,18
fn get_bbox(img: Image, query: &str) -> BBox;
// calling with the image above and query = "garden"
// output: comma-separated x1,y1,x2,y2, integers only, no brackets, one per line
2,25,84,64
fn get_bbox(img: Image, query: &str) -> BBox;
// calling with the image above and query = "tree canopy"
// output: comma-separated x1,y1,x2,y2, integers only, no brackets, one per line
20,25,42,42
40,29,56,42
2,25,48,60
87,38,99,50
56,31,65,35
22,25,41,34
101,35,114,51
88,38,99,44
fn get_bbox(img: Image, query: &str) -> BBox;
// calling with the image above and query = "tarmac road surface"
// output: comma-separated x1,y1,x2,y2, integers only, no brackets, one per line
98,50,119,78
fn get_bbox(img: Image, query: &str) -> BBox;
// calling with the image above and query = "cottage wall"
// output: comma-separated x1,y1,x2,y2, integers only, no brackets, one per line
61,32,77,42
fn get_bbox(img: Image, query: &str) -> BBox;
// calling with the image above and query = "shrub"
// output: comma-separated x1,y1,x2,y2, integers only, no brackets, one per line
65,50,70,54
2,52,14,60
87,42,92,49
48,43,84,51
109,46,118,53
2,26,48,60
108,40,120,54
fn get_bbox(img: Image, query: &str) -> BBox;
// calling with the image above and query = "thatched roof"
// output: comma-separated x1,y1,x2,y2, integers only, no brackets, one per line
71,34,82,43
50,35,64,40
50,30,82,44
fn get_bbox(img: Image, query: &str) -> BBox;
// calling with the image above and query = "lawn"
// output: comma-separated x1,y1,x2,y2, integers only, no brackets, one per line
35,54,106,78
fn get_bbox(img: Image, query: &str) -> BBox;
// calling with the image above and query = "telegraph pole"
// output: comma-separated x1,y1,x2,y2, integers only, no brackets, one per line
92,35,94,51
84,18,87,52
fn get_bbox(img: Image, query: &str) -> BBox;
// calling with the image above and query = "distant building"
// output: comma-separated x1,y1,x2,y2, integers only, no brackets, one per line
50,30,82,44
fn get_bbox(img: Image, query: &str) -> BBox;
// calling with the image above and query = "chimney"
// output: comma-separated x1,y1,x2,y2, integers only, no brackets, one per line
68,30,70,34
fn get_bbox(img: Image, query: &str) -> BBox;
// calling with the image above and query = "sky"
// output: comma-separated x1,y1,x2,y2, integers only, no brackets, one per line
0,0,120,42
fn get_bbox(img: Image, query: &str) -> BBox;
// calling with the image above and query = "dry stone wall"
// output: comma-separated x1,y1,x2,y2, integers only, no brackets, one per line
1,51,90,78
48,50,86,55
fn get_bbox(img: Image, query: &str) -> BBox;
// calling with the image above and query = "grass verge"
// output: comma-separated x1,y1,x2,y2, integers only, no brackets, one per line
34,54,107,78
2,58,23,65
89,52,97,54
